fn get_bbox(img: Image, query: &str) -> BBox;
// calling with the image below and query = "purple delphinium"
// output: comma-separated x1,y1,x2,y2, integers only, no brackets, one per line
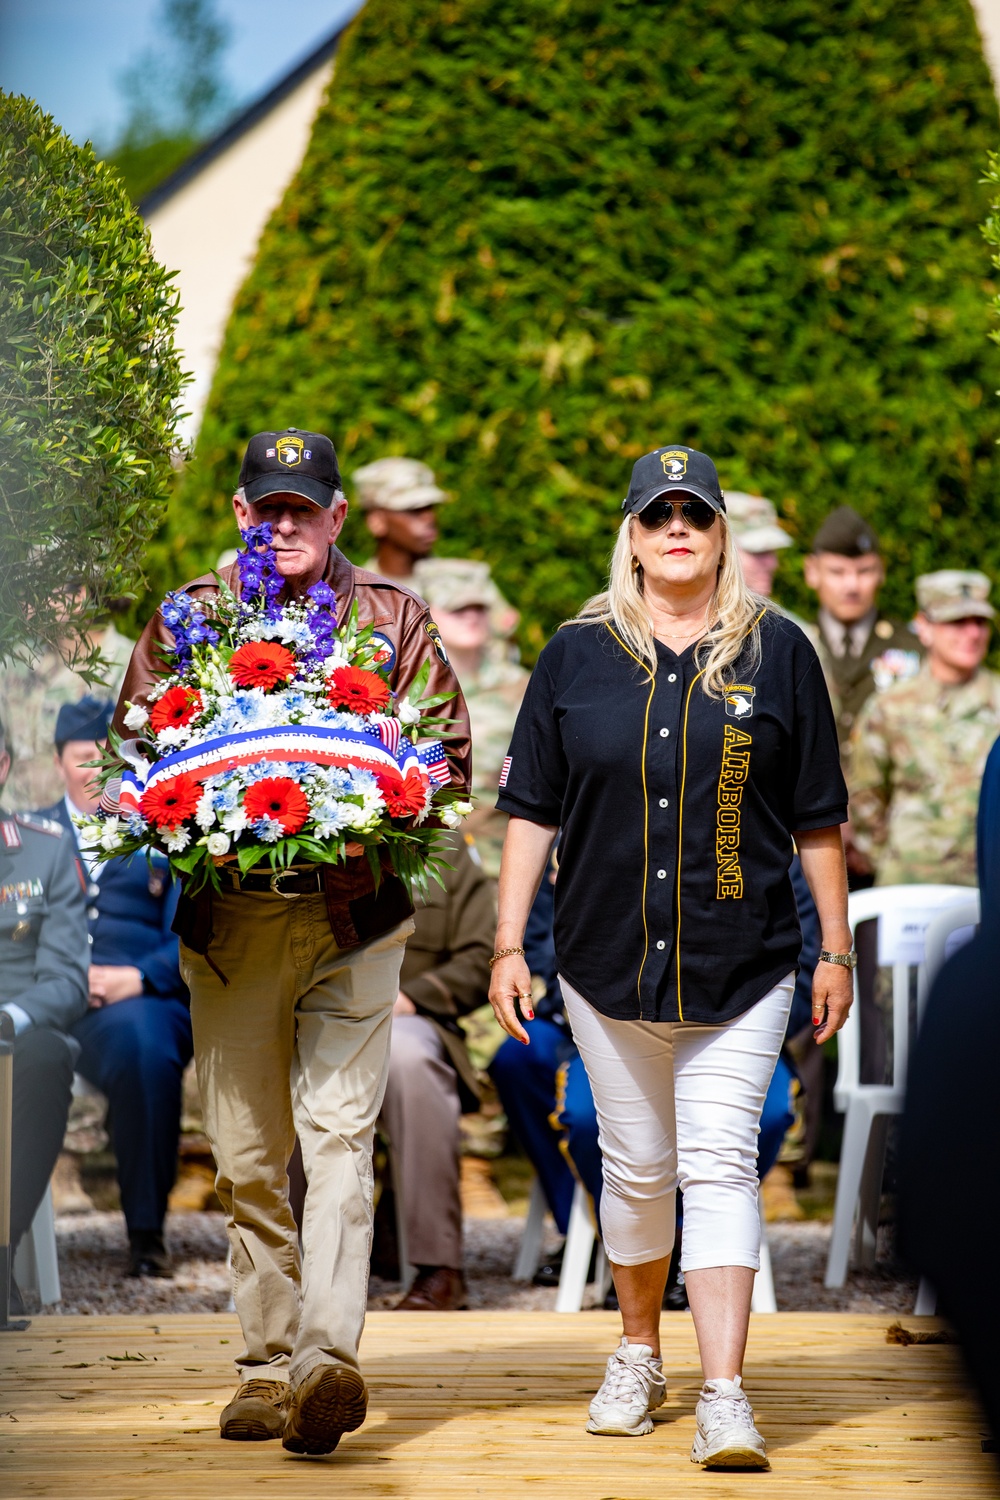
299,578,338,667
161,591,219,668
237,523,284,622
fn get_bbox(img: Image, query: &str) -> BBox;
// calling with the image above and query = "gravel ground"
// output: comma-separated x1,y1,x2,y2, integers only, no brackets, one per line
32,1210,918,1317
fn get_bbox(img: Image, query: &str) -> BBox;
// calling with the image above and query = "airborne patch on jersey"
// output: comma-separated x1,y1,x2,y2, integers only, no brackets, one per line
369,631,397,673
425,620,449,665
725,685,755,719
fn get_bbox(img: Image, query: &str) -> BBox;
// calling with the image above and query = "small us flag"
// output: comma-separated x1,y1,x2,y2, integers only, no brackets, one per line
499,755,512,788
419,742,452,787
372,715,401,755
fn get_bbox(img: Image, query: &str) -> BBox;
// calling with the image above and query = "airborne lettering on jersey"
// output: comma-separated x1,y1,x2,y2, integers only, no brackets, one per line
716,725,752,898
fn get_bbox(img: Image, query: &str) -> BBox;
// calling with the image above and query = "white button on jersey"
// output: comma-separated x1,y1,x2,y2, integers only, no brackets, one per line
656,940,666,950
659,798,668,808
659,727,670,738
657,869,667,879
667,673,677,683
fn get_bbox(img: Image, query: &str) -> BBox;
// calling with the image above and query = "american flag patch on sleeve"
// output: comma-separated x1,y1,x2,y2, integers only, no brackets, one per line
499,755,512,788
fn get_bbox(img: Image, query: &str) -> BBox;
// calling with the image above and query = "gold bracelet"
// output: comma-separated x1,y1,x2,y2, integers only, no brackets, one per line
489,946,525,969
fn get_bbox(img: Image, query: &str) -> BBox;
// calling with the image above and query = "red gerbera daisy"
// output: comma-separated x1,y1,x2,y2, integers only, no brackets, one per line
149,685,203,734
140,772,201,830
327,665,391,715
243,777,310,834
229,640,296,691
378,768,428,818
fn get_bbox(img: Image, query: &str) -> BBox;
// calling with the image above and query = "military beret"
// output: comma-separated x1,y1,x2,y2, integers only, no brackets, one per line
916,569,995,623
352,457,450,512
811,506,879,557
54,695,114,747
414,558,495,612
726,492,793,554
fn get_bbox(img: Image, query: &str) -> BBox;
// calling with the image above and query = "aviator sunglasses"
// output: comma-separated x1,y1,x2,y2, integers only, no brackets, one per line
636,496,719,532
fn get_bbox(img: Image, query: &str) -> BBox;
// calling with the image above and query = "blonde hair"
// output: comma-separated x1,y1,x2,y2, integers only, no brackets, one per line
574,513,768,696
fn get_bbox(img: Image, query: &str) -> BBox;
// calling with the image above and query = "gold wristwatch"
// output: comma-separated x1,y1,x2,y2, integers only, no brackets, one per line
818,948,858,970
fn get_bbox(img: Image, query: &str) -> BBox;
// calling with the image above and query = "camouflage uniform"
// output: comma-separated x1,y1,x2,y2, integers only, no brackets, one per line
0,625,134,809
849,571,1000,887
353,455,519,659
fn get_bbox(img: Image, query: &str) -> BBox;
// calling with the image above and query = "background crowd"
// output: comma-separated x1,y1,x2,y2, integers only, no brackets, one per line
1,452,997,1313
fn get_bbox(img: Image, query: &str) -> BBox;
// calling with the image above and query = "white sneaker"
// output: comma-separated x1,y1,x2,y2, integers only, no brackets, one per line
690,1374,768,1468
586,1337,666,1436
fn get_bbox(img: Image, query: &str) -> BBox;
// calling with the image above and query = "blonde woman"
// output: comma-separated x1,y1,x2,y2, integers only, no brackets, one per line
489,446,853,1469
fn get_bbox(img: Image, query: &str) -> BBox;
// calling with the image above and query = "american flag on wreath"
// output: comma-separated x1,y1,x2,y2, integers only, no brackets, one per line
499,755,512,788
418,741,452,787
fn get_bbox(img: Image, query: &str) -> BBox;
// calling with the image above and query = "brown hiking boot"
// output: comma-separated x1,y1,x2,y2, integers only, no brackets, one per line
219,1378,289,1440
282,1364,368,1455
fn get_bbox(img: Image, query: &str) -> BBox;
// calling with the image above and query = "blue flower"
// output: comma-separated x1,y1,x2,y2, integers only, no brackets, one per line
253,816,283,843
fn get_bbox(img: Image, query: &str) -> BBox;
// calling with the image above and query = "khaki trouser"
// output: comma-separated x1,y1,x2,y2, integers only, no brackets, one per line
380,1015,463,1270
179,889,412,1385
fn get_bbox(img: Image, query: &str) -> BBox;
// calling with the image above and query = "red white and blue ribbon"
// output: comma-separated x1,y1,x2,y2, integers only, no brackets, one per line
110,724,449,817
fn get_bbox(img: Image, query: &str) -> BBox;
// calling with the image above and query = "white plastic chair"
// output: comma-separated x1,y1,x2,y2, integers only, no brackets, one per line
512,1177,610,1310
512,1176,548,1281
824,884,975,1289
13,1184,60,1306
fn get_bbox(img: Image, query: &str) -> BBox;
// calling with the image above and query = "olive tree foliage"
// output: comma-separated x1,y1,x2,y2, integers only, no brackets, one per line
0,94,186,672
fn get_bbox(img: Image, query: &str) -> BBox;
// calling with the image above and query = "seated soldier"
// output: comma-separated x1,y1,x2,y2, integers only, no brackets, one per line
38,697,192,1279
0,712,89,1304
379,829,494,1310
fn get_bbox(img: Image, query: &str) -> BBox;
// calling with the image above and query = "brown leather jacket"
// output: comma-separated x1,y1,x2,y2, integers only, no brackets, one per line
113,546,472,967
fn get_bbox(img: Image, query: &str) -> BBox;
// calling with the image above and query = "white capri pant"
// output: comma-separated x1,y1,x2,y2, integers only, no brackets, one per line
561,973,794,1271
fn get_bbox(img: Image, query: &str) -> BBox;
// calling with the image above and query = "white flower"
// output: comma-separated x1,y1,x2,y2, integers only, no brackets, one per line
164,826,192,853
123,702,149,731
76,819,103,849
440,806,461,829
195,789,216,830
155,724,194,749
321,643,349,671
397,696,421,727
220,807,248,836
206,832,231,857
99,817,123,852
453,799,475,816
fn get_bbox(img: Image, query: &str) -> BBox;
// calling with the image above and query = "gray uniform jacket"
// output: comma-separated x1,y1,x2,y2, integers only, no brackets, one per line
0,812,89,1031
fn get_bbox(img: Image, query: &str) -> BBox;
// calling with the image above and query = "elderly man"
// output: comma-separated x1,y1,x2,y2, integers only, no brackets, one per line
850,570,1000,887
113,428,471,1456
38,696,191,1280
0,713,88,1300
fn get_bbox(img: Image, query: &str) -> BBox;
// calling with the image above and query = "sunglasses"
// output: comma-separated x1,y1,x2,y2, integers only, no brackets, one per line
635,497,719,532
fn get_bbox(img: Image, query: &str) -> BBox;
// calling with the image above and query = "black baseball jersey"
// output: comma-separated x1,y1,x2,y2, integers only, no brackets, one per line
496,609,847,1025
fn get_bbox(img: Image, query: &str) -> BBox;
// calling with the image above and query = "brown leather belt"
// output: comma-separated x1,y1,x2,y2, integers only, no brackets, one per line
222,864,323,898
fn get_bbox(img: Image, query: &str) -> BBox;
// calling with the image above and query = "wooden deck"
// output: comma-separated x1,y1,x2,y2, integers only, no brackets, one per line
0,1312,993,1498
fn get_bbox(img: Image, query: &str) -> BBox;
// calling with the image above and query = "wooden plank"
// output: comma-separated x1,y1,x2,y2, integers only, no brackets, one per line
0,1313,993,1498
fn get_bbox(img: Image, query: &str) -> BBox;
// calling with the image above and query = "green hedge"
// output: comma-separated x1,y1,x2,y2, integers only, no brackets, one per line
165,0,1000,657
0,93,184,670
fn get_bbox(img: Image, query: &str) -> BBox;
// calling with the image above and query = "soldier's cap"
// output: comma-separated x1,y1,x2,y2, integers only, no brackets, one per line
416,558,495,613
54,695,114,748
352,456,449,512
622,446,726,518
725,492,793,554
916,569,995,624
239,429,343,510
811,505,879,557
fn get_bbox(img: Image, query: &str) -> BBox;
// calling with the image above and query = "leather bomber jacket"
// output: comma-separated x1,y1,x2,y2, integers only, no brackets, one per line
112,546,473,971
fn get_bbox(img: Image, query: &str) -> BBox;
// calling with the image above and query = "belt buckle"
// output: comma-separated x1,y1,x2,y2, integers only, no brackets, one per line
269,869,302,900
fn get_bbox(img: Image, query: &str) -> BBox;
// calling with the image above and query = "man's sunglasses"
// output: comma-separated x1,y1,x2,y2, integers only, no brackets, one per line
635,497,719,532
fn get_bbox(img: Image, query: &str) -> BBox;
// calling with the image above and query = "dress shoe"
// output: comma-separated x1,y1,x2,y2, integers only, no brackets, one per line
394,1265,468,1310
532,1241,598,1288
220,1378,288,1440
283,1363,368,1455
126,1229,173,1279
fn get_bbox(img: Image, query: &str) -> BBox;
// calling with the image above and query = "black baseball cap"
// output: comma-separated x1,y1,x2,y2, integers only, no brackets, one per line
811,505,879,557
622,445,726,517
238,429,343,509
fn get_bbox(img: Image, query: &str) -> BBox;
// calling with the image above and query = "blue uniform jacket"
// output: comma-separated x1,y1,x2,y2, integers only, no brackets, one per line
39,801,187,1003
